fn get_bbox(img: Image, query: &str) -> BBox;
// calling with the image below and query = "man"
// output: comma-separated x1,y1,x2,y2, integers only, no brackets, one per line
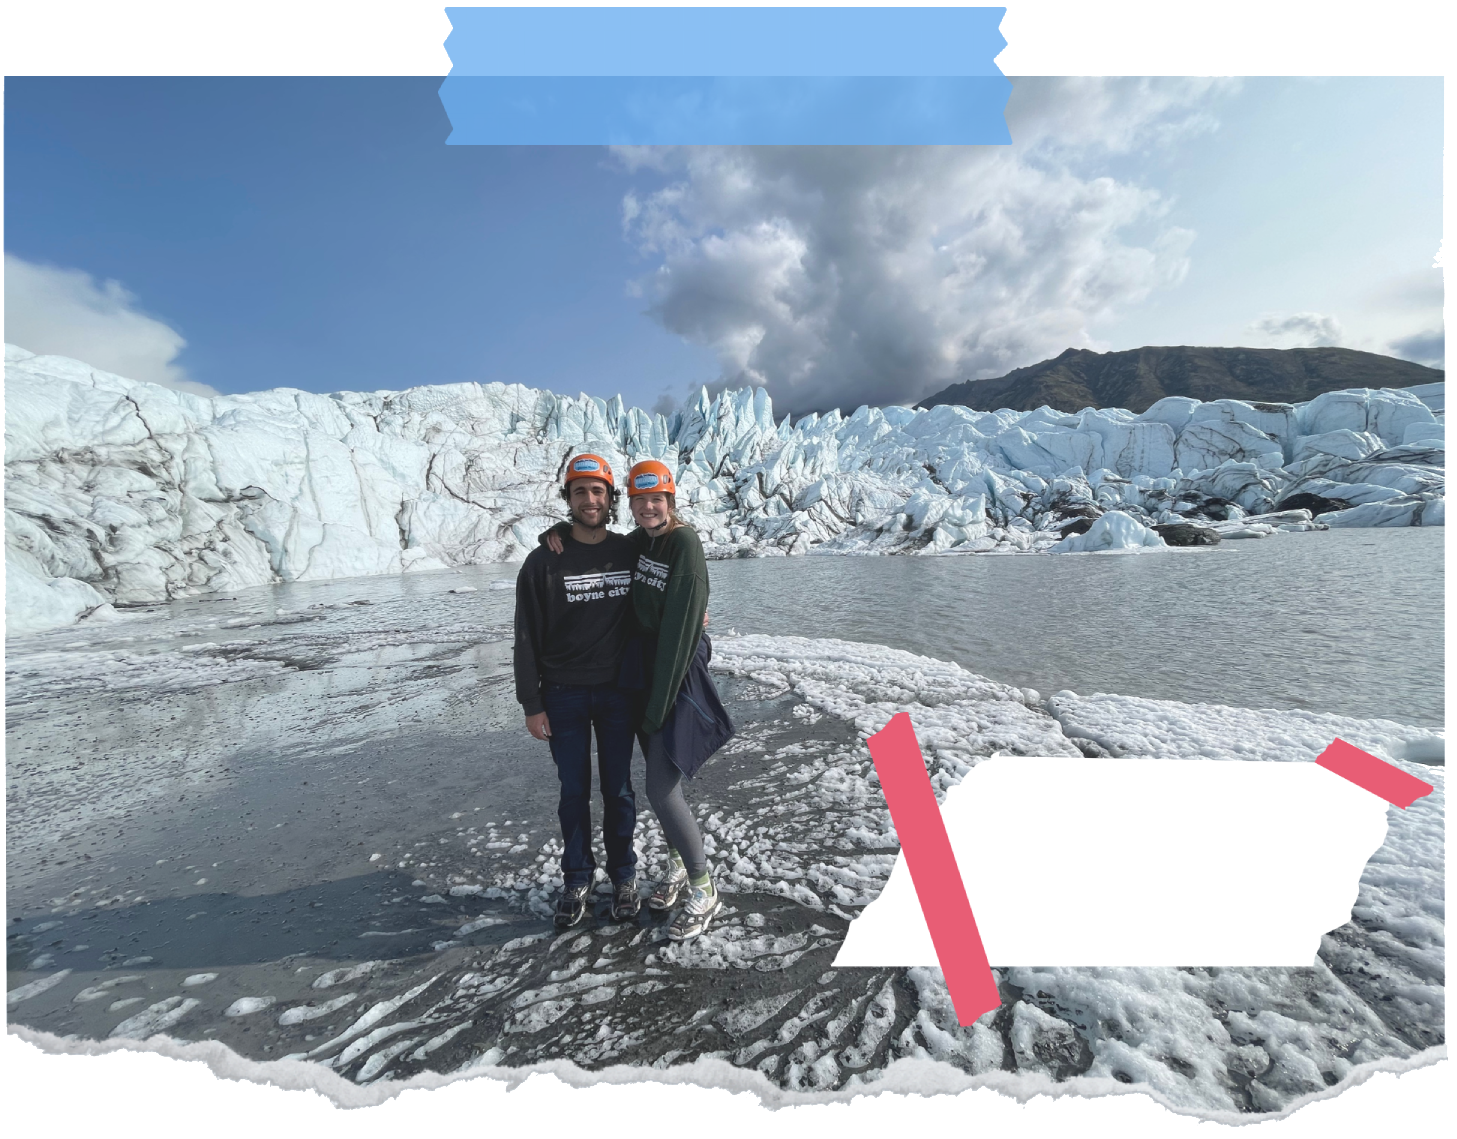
513,453,640,928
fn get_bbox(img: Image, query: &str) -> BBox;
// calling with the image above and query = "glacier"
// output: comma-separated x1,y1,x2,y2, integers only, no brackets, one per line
4,343,1444,633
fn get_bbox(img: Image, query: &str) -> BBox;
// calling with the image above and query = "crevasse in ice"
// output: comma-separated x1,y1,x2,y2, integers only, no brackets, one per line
4,343,1444,632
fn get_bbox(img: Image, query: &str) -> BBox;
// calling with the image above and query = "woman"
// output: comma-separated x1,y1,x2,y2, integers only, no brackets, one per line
545,458,734,939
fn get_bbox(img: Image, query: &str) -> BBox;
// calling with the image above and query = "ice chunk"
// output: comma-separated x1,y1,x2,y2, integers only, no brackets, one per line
312,961,383,989
1402,418,1444,444
7,969,72,1007
1320,497,1442,527
1297,387,1437,447
1046,511,1166,553
1175,408,1286,471
109,996,200,1039
456,916,507,936
1136,395,1200,434
1402,379,1444,413
224,996,276,1017
278,992,359,1025
1292,429,1385,464
5,550,111,635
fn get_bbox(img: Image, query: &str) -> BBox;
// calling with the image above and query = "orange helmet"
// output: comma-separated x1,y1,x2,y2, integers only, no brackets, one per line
563,453,614,488
628,459,676,497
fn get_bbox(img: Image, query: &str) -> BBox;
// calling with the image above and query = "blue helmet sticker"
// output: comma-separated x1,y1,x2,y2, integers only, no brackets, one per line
633,472,660,490
572,457,601,473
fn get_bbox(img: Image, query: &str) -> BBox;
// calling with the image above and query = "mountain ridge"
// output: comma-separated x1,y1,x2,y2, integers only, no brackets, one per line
918,345,1443,415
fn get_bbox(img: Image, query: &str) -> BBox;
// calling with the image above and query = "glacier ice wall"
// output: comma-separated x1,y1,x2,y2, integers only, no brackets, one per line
4,343,1444,633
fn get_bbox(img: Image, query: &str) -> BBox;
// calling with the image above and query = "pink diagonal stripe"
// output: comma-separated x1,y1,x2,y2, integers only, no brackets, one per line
1316,738,1435,808
868,712,1000,1026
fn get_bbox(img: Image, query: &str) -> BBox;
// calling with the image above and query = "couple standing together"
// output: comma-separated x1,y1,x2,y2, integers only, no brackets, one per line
513,454,735,941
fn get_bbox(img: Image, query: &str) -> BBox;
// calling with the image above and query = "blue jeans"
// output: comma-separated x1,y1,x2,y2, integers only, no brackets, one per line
541,681,638,887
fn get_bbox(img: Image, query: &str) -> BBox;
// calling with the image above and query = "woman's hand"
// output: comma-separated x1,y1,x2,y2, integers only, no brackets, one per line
545,531,564,555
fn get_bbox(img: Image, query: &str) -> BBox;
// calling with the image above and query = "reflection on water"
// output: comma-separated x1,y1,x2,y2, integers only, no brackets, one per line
708,528,1444,727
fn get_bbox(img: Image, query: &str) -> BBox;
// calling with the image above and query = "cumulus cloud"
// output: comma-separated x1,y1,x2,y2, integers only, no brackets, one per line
4,253,217,396
614,78,1233,415
1388,329,1444,370
1249,311,1345,349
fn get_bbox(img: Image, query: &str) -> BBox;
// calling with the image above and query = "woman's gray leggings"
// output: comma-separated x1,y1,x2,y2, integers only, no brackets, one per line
644,731,706,877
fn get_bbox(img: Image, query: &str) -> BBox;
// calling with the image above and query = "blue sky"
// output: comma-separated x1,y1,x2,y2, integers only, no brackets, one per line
4,78,720,407
3,77,1443,415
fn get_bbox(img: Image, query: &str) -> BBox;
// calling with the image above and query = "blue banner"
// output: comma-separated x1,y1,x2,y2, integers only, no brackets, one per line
440,7,1011,145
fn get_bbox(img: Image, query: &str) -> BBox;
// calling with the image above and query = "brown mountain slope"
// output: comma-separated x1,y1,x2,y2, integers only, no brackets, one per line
917,346,1444,414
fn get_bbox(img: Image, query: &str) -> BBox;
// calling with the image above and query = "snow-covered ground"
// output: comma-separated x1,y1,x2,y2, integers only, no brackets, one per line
5,343,1445,633
6,575,1443,1113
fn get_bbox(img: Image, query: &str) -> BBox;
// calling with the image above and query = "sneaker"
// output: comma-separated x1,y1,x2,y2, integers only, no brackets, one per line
611,878,641,921
649,859,688,912
554,883,590,928
668,879,721,941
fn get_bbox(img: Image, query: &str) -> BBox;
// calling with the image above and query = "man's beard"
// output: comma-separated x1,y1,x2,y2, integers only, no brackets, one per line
572,504,608,529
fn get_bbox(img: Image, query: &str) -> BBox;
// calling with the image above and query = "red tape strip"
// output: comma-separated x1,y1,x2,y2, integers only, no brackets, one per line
868,712,1000,1026
1316,738,1435,808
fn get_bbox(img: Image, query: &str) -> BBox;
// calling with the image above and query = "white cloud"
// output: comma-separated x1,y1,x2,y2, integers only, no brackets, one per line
1249,311,1345,349
997,76,1232,160
614,78,1233,414
3,253,218,396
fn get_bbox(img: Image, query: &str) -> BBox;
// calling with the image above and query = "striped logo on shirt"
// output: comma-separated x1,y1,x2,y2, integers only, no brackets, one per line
634,555,670,592
564,570,632,602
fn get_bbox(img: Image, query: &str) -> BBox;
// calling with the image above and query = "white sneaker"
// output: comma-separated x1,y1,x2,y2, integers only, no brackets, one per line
649,855,689,912
668,878,721,940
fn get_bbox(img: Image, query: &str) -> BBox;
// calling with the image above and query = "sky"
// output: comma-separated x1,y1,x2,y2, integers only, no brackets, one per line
3,76,1443,417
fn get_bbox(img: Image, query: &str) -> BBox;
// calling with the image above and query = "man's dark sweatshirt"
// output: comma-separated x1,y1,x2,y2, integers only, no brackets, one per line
513,531,637,716
539,520,709,738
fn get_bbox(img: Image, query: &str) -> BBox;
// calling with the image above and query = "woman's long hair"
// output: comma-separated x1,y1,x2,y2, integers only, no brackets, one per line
664,494,688,532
